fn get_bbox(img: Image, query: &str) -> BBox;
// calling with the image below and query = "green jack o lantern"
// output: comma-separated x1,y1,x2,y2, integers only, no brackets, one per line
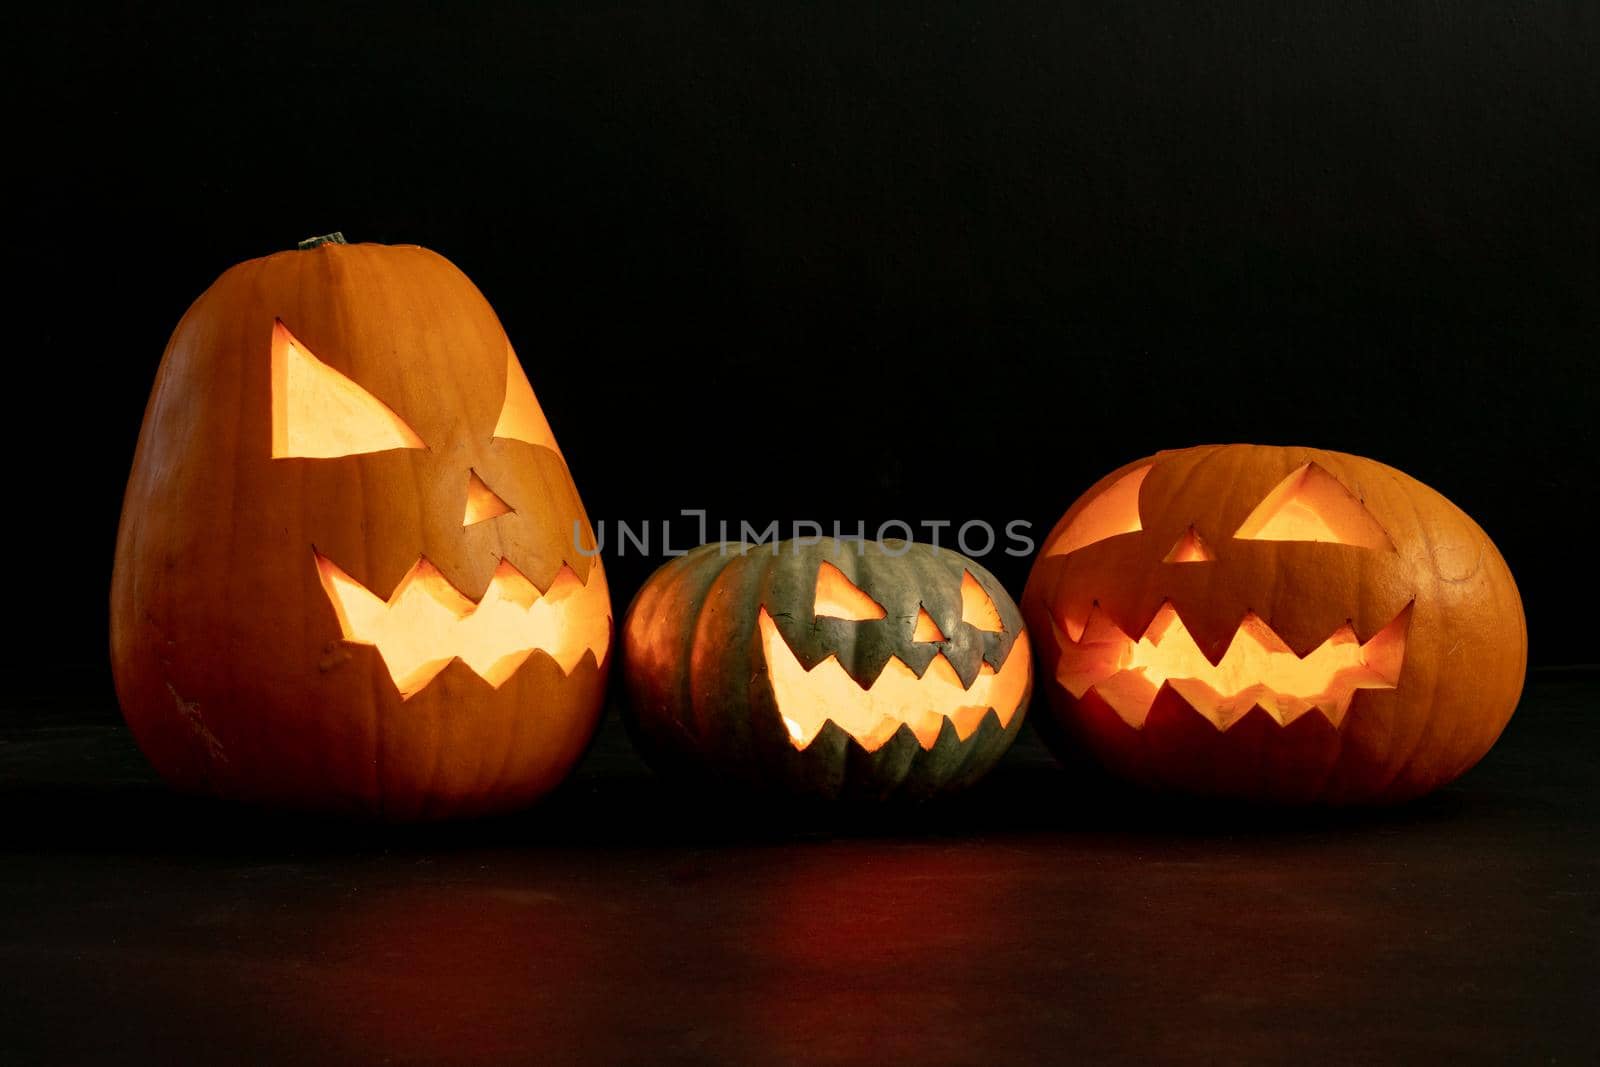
621,538,1032,800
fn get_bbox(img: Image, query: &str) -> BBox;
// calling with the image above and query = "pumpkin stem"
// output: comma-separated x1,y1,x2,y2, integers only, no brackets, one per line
297,232,348,250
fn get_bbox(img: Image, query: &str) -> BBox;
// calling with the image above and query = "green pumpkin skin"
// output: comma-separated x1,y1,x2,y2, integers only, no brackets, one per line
620,539,1032,801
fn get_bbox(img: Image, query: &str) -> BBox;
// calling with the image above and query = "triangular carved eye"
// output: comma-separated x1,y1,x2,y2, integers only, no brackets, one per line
1162,526,1215,563
1234,463,1393,550
912,607,946,642
462,471,513,526
270,320,426,458
960,572,1005,633
1042,464,1152,557
492,346,561,455
814,562,886,621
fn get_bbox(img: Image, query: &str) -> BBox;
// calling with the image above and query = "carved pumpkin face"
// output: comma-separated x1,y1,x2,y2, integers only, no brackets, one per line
111,241,611,820
1022,444,1526,804
622,539,1031,800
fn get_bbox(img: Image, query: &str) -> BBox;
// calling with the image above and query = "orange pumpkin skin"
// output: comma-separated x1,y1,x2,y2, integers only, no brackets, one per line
111,242,611,820
1022,445,1526,804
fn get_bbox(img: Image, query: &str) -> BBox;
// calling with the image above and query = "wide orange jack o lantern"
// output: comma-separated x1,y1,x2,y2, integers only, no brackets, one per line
111,237,611,819
622,538,1031,800
1022,445,1526,804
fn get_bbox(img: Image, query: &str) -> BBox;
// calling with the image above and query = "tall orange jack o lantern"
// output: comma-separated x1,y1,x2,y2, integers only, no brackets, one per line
1023,444,1525,804
111,236,611,819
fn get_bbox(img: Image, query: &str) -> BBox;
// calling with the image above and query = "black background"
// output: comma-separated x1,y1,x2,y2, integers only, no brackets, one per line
6,11,1598,1061
14,3,1598,704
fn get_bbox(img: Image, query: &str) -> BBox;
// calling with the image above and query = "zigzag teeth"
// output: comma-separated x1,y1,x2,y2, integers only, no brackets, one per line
761,608,1031,752
1054,600,1411,731
315,551,611,699
790,706,1014,758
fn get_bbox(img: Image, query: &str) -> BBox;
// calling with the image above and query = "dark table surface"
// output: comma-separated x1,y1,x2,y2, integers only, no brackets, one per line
2,674,1595,1065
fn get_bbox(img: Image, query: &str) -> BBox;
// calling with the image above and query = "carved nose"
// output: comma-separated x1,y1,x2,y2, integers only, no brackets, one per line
462,470,513,526
1162,526,1215,563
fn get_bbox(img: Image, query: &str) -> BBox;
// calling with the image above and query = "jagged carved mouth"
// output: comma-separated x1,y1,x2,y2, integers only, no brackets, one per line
758,607,1031,752
1051,601,1411,730
316,552,610,698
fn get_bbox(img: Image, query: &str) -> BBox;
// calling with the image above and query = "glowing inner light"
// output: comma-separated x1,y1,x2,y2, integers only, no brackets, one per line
760,607,1030,751
1054,602,1409,730
462,471,513,526
270,319,426,458
1042,464,1152,557
960,572,1005,632
316,552,610,698
1234,463,1394,550
492,347,561,455
813,562,886,621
